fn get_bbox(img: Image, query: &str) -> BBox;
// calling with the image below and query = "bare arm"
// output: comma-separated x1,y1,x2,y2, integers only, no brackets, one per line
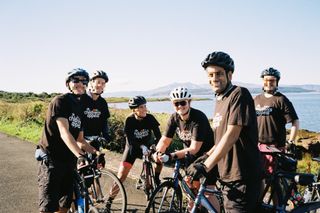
156,135,172,153
203,125,242,171
56,117,85,158
206,144,216,156
288,119,299,142
172,140,202,159
76,131,98,154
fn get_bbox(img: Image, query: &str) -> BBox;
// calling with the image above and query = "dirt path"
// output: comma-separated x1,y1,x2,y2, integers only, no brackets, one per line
0,132,172,213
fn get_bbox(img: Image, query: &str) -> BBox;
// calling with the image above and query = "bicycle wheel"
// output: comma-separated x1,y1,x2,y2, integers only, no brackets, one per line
91,169,127,213
145,180,183,213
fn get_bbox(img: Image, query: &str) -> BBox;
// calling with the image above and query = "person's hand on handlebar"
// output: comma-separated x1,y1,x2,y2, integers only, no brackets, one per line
187,162,208,180
140,145,150,156
77,154,89,169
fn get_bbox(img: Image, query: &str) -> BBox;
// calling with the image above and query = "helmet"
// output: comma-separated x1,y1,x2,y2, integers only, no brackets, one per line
91,70,109,82
201,51,234,73
261,67,281,81
65,68,89,84
128,96,147,109
170,87,192,101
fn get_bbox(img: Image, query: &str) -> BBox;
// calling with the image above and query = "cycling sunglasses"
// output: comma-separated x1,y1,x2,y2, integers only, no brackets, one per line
70,78,88,85
174,100,187,107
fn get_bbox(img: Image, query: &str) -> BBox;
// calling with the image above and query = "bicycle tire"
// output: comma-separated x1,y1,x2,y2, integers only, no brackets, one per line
91,169,127,213
145,180,183,213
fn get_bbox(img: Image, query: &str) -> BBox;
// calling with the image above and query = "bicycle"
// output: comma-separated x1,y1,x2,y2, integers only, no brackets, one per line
258,146,320,212
145,157,223,213
69,163,99,213
136,145,158,200
190,178,223,213
303,157,320,203
70,138,127,213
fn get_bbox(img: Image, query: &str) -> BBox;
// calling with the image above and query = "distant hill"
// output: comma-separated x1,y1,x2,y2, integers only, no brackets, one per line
105,82,320,98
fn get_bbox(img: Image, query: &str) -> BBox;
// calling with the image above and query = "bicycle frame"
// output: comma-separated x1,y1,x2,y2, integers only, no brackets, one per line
137,153,156,199
164,159,221,212
190,183,219,213
73,168,96,213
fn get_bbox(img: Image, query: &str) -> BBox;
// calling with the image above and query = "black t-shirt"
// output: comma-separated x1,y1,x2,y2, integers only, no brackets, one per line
213,86,261,182
164,108,214,158
254,92,298,147
39,93,83,164
125,113,161,148
81,94,110,137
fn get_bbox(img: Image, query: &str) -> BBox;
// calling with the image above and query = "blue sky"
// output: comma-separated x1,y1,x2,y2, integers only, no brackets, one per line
0,0,319,93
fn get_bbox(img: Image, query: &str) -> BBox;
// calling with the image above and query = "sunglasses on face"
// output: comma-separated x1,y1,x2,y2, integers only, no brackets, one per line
70,78,88,85
174,100,187,107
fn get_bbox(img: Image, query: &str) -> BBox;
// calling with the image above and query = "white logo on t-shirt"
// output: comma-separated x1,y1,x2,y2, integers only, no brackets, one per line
176,128,192,141
84,108,101,118
134,129,149,139
212,113,222,129
69,113,81,129
255,104,273,116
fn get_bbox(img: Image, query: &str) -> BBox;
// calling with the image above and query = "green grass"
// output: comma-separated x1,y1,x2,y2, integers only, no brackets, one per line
0,119,42,144
297,153,320,174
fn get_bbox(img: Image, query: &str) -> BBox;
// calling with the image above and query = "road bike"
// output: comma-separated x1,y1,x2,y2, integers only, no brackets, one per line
258,146,320,212
145,157,223,213
136,145,158,200
70,136,127,213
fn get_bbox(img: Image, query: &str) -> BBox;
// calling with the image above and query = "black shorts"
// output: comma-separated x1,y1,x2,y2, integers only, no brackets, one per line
221,179,261,213
121,144,143,165
38,159,75,212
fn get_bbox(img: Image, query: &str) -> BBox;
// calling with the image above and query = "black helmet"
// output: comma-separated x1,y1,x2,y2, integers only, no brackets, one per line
91,70,109,82
201,51,234,73
261,67,281,81
66,68,89,84
128,96,147,109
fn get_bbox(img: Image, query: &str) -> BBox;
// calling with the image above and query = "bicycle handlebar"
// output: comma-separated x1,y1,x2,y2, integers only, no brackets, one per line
260,145,296,158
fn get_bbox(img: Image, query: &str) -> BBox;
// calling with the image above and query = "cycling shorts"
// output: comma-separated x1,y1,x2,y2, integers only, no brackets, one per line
38,159,74,212
121,144,143,166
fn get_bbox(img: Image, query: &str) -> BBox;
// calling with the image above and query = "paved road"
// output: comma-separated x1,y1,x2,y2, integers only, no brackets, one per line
0,133,38,213
0,133,172,213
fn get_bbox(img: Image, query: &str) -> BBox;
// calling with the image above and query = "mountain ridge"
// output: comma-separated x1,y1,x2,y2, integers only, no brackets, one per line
105,82,320,98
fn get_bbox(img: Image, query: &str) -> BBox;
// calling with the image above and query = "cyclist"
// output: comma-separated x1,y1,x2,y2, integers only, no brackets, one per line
188,51,262,213
111,96,162,201
81,70,110,156
254,67,299,174
37,68,100,213
154,86,219,211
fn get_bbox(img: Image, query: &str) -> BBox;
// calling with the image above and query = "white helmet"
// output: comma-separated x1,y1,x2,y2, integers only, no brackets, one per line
170,87,192,101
